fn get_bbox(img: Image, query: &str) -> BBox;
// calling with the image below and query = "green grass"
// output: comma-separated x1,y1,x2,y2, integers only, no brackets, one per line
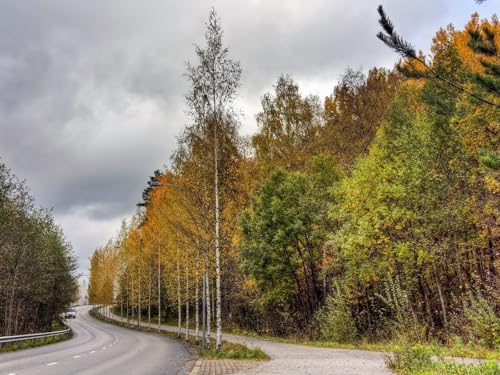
385,344,500,375
208,328,500,361
0,321,72,353
184,335,268,360
93,307,269,361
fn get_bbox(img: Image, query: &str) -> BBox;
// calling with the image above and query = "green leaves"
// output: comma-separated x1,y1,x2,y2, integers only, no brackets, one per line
240,159,341,330
0,162,77,335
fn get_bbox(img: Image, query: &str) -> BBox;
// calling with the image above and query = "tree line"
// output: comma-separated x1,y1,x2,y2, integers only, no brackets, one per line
0,162,78,336
89,9,499,349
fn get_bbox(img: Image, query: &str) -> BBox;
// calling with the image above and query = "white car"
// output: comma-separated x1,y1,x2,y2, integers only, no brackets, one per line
65,308,77,319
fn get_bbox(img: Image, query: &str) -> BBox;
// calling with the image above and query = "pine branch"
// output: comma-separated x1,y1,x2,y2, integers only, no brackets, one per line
468,28,498,57
395,64,431,79
376,5,499,108
468,72,500,95
376,5,416,59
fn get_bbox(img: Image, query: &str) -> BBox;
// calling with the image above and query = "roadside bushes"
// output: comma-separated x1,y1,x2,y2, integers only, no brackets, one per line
315,284,357,343
462,292,500,349
385,344,500,375
377,278,426,343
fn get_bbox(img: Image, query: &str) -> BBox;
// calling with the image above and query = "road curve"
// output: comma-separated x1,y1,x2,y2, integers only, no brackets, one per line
0,305,192,375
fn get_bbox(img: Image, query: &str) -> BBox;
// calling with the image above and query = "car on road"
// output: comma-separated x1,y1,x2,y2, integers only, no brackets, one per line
65,308,77,319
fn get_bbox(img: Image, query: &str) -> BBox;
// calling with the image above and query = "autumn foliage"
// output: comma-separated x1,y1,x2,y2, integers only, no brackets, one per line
89,12,499,349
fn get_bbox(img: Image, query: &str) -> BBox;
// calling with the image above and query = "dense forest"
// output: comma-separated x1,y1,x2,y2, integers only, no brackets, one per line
0,162,78,335
89,9,499,351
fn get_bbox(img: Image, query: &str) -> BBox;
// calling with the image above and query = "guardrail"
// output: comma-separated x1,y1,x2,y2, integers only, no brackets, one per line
0,327,70,344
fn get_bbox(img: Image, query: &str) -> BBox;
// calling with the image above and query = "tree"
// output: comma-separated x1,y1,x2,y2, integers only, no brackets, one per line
0,161,77,335
452,15,500,170
331,54,494,336
252,75,321,175
184,8,242,350
467,17,499,97
321,67,400,169
240,155,341,333
376,5,499,108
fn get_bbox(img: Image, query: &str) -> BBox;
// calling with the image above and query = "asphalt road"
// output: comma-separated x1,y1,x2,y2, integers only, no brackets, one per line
0,305,192,375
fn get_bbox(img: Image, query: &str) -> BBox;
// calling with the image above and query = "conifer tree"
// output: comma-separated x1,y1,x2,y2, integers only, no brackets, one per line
376,5,499,107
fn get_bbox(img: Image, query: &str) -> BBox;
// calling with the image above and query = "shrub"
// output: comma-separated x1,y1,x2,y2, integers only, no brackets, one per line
315,284,357,343
386,344,500,375
463,292,500,349
384,344,433,373
377,277,426,342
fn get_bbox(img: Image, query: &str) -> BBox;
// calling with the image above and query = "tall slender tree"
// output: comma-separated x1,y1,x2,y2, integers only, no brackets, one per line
184,8,242,350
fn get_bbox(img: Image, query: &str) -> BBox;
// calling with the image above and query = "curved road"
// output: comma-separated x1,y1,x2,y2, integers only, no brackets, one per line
0,306,192,375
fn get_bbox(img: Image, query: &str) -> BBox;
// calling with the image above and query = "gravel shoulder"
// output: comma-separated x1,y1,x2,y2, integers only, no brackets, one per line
106,308,391,375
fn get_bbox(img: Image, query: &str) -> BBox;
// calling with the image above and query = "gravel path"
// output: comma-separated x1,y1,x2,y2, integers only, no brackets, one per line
105,307,391,375
221,334,390,375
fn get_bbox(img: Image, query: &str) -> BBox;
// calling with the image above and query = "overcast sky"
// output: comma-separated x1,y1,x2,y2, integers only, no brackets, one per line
0,0,497,276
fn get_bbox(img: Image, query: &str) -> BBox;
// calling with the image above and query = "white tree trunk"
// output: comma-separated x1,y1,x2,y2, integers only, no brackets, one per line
214,118,222,351
177,248,181,338
138,261,141,328
120,282,123,322
202,270,206,347
157,245,161,332
148,256,152,325
185,264,190,341
195,247,199,343
205,272,211,348
126,280,129,326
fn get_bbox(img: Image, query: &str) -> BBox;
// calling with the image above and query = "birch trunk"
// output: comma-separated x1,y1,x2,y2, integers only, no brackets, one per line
120,283,123,322
205,272,211,348
202,270,206,347
157,245,161,332
126,288,129,326
195,247,200,343
138,261,141,328
185,265,190,341
148,256,152,325
214,118,222,351
177,248,181,338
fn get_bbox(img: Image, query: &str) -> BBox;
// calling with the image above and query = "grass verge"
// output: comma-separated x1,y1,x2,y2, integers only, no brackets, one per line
385,344,500,375
0,321,72,353
109,306,499,361
212,328,500,361
92,308,269,361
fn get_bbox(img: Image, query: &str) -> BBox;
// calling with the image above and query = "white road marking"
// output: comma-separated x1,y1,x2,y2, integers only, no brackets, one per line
90,350,96,354
7,372,16,375
47,362,58,366
73,355,81,358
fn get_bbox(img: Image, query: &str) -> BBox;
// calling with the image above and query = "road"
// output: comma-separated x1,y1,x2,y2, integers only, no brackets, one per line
0,305,192,375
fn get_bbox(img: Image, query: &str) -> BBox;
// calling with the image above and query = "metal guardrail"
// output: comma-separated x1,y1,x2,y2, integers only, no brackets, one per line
0,327,70,344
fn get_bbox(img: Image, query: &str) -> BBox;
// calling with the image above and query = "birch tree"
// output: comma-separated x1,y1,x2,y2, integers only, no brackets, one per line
184,8,242,350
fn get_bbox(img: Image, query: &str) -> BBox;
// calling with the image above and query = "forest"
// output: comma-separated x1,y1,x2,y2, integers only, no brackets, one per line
0,162,78,336
88,8,499,353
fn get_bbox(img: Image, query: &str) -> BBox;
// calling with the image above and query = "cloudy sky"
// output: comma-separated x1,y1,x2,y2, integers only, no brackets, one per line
0,0,497,276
